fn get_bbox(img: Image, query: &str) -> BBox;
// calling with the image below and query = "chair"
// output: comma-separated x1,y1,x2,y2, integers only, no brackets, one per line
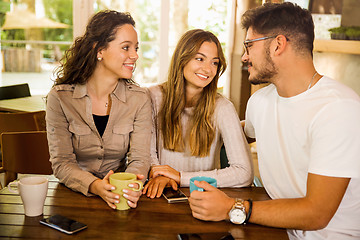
0,110,46,179
0,131,53,187
0,110,46,134
220,144,263,187
0,83,31,100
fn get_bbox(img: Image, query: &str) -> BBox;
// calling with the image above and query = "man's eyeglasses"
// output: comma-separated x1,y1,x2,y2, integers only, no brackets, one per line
243,36,276,55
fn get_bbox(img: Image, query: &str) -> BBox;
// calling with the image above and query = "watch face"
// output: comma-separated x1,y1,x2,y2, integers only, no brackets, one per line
230,209,246,224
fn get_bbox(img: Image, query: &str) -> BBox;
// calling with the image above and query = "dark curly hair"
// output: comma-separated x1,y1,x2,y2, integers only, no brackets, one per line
241,2,314,56
54,10,135,85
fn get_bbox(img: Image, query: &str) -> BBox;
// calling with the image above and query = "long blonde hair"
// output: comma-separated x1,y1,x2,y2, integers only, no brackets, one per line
159,29,226,157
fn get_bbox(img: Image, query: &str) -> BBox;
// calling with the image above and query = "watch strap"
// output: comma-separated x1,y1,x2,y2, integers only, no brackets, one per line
244,199,253,224
233,198,245,211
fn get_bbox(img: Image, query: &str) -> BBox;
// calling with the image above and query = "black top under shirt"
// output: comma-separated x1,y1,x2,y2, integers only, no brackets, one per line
93,114,109,137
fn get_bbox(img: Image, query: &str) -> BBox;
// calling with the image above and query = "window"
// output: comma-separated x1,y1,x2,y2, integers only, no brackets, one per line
0,0,73,95
0,0,229,94
96,0,228,87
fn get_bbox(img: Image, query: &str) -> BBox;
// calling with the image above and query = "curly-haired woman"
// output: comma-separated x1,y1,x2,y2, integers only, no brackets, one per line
46,10,151,209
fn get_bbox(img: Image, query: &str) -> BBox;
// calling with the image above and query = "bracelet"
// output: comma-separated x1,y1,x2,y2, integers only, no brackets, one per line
244,199,253,224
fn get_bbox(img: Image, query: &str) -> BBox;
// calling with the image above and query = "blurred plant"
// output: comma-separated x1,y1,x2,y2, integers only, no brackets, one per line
0,0,22,48
328,27,346,34
328,26,360,40
188,0,228,55
345,27,360,36
43,0,73,52
201,1,227,37
0,0,10,27
328,26,347,40
136,0,160,83
345,27,360,40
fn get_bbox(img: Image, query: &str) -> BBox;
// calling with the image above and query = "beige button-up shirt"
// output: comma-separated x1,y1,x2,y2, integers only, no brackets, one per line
46,80,152,196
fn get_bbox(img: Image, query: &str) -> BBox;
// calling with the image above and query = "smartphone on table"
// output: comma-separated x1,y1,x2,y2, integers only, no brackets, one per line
162,187,188,203
40,214,87,234
177,233,235,240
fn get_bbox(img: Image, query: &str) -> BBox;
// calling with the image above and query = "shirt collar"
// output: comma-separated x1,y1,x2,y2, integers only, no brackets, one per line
72,80,127,102
72,84,87,98
113,80,126,102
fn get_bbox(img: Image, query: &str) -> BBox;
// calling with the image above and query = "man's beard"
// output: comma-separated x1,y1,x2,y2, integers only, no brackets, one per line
248,47,277,85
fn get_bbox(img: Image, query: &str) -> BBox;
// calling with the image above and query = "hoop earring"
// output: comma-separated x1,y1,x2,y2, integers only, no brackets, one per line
97,57,102,61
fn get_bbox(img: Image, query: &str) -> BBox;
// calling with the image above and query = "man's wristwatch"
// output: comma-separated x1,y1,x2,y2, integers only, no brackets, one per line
229,198,253,224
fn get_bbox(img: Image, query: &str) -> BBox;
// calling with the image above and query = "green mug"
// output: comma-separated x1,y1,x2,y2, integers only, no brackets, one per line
109,173,143,210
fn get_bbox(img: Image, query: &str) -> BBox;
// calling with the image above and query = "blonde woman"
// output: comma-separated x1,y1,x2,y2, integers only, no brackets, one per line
143,29,253,198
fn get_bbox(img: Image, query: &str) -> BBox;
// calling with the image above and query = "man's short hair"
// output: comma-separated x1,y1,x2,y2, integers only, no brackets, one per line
241,2,314,56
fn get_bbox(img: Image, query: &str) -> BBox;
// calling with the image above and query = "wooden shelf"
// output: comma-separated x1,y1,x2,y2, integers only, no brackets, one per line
314,39,360,55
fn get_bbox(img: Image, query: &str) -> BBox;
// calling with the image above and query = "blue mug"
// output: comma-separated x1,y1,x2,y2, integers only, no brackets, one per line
190,176,217,193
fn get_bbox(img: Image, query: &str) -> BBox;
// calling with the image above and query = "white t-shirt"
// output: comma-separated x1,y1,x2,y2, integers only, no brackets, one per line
245,76,360,240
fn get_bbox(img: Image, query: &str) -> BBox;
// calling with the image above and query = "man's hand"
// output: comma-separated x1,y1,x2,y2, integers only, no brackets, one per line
189,180,235,221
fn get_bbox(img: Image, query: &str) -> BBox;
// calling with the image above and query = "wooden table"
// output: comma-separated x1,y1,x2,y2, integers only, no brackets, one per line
0,176,288,239
0,95,46,112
